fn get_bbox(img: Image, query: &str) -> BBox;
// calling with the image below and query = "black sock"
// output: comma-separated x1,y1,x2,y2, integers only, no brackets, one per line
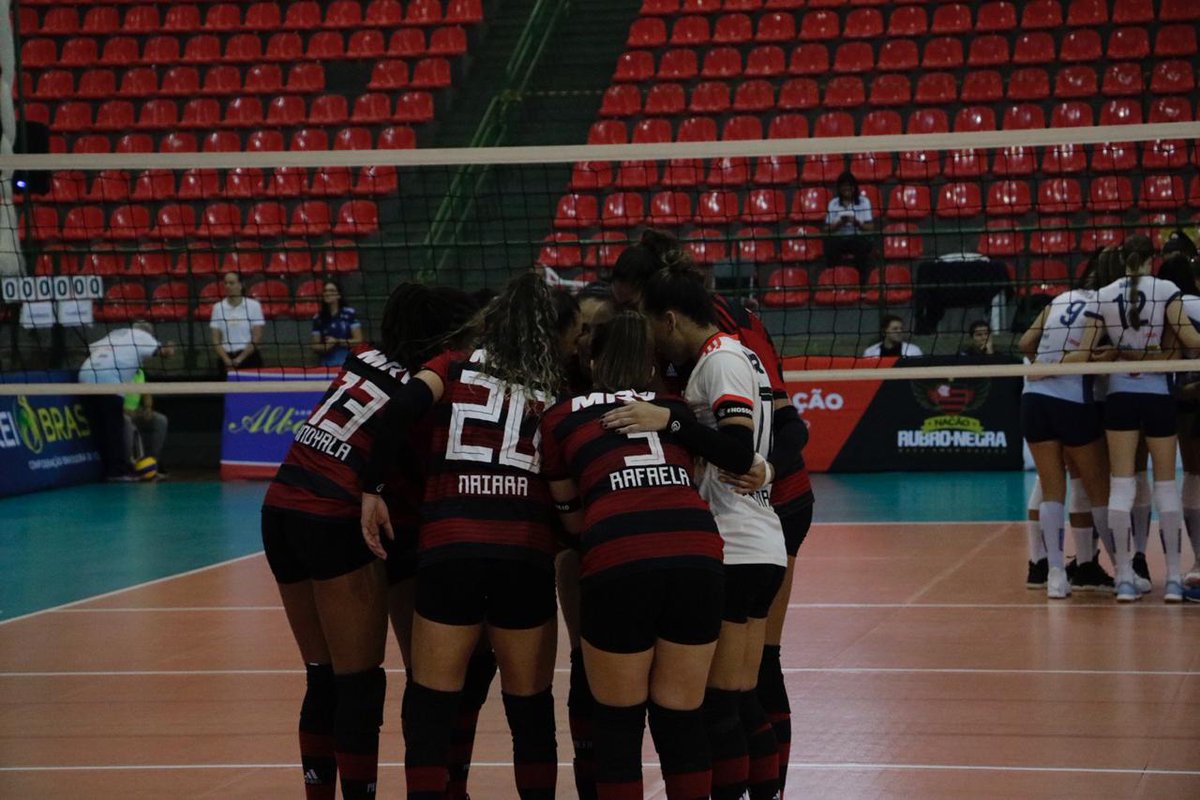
568,648,598,800
741,690,779,800
648,702,710,800
592,701,646,800
447,649,497,800
758,644,791,791
299,663,337,800
401,681,461,800
333,667,385,800
703,688,748,800
502,689,558,800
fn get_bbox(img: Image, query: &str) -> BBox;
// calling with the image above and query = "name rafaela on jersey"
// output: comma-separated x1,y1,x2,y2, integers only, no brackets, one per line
610,464,693,491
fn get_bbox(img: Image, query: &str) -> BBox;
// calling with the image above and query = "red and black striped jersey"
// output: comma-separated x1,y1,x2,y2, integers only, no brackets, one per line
418,348,558,567
540,390,723,581
711,294,814,511
263,346,426,526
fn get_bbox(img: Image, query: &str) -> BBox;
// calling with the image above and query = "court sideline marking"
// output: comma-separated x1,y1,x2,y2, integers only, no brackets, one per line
3,667,1196,678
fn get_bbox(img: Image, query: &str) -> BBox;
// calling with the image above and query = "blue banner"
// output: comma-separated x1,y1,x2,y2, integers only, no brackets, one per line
0,373,104,497
220,369,335,479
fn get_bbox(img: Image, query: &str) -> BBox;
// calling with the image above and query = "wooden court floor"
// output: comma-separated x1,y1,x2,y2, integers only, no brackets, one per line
2,521,1198,799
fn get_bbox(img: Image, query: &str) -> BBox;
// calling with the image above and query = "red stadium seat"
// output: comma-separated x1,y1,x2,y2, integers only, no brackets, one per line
1051,101,1094,128
1140,175,1186,210
1014,33,1055,65
824,76,865,108
886,185,932,220
713,14,752,45
882,224,923,261
897,149,940,181
246,1,284,28
754,155,799,185
743,189,787,223
768,114,809,140
863,265,913,305
21,39,57,69
780,226,822,263
292,128,330,152
978,220,1024,257
628,17,667,48
333,201,380,237
733,80,775,112
1024,260,1072,296
1038,178,1084,214
677,116,718,142
641,0,680,12
412,58,452,89
1156,25,1197,57
445,0,483,24
131,170,176,201
662,159,704,188
142,36,180,64
851,151,893,183
614,51,654,82
60,38,98,67
78,69,117,99
976,2,1017,31
42,7,79,35
695,190,739,225
27,207,61,241
734,226,777,264
916,72,957,104
802,153,846,184
761,268,811,308
162,5,199,32
888,6,928,36
877,39,918,72
658,49,699,80
723,116,763,141
702,47,743,79
643,83,683,116
117,68,157,98
1089,177,1134,212
936,182,982,218
1060,30,1101,62
245,65,284,95
1099,99,1142,126
862,110,901,137
148,282,190,323
53,101,94,132
352,93,394,124
1149,97,1194,123
197,203,243,238
284,1,323,29
430,26,468,56
833,42,873,74
183,35,223,65
538,233,583,270
161,67,201,98
310,95,351,125
844,9,883,39
922,37,963,69
1067,0,1107,25
813,267,861,307
1160,0,1200,21
1092,141,1138,173
1055,66,1098,99
307,32,346,60
1042,143,1087,174
615,160,657,190
151,204,197,240
248,279,291,320
1108,27,1149,60
108,204,152,241
325,0,362,28
600,84,641,117
1103,63,1144,97
791,186,832,223
1003,104,1046,130
745,46,785,77
986,180,1033,216
1079,217,1125,252
648,191,692,227
798,11,838,41
632,119,670,143
1142,140,1189,171
690,81,731,114
1030,219,1076,256
813,112,854,138
907,108,948,135
1008,68,1050,101
223,96,264,128
968,35,1010,67
242,202,287,237
778,78,819,110
267,32,305,61
96,283,149,323
789,44,829,75
961,70,1002,103
555,194,600,229
1151,61,1195,95
869,74,912,107
931,4,971,34
684,229,728,266
34,71,74,100
178,169,221,201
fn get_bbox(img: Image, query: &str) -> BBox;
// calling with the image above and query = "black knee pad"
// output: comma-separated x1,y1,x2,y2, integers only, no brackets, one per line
462,648,497,710
702,688,741,736
301,662,337,733
567,648,594,713
648,703,709,773
334,667,386,749
756,645,790,714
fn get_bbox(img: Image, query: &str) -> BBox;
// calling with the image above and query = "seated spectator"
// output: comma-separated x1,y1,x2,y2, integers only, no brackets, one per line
210,271,265,376
959,320,994,357
863,314,923,358
310,279,363,367
124,368,168,477
823,171,876,278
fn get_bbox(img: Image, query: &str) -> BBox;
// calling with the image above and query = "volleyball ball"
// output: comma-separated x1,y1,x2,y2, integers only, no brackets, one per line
134,456,159,481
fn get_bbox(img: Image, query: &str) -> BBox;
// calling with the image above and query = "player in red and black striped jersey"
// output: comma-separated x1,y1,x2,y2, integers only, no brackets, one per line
612,231,812,797
543,310,759,800
260,283,475,800
360,273,579,800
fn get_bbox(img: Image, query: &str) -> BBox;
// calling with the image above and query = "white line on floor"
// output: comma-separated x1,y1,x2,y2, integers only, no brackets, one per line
2,667,1194,678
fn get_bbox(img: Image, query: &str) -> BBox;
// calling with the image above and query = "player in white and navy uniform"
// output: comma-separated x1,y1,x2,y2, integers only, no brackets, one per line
602,264,807,800
1019,272,1115,599
1092,235,1200,602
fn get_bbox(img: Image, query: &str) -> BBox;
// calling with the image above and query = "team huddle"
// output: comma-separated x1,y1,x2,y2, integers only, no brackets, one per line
260,229,814,800
1021,233,1200,603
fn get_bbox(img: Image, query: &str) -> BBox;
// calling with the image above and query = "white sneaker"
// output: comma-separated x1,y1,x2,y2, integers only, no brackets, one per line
1115,569,1141,603
1047,567,1071,599
1164,577,1184,603
1183,568,1200,589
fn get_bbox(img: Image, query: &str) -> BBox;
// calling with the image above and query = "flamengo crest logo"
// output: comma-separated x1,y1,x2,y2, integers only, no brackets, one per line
898,379,1007,451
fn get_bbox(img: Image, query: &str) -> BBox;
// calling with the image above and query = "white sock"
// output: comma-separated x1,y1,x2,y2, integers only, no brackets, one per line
1109,477,1137,575
1154,480,1183,581
1040,502,1066,570
1181,473,1200,561
1133,471,1152,555
1070,526,1093,564
1027,481,1045,562
1091,507,1115,562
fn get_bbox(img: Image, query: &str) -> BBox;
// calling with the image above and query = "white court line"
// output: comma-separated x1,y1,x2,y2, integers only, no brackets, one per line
2,667,1195,678
0,552,264,628
2,761,1198,777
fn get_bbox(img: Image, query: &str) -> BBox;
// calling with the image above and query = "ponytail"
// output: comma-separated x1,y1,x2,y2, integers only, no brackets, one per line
642,261,717,327
1121,234,1154,330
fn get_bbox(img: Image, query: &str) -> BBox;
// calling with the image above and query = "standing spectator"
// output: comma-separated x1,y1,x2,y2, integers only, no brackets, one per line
78,321,174,480
959,320,994,357
124,368,169,475
862,314,923,357
210,271,265,376
823,171,876,278
310,279,363,367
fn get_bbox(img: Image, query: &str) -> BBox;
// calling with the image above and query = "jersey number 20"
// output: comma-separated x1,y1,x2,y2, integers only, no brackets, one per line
447,370,549,471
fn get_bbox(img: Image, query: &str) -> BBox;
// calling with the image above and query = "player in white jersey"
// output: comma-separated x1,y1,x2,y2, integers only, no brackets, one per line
602,263,806,800
1019,265,1115,599
1091,236,1200,602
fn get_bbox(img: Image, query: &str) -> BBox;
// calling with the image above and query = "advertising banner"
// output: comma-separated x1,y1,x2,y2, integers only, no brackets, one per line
783,356,1023,472
220,368,335,480
0,372,103,497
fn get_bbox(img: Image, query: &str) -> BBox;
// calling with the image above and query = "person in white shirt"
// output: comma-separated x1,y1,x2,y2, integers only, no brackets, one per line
77,321,174,480
210,271,266,375
862,314,923,358
823,171,876,277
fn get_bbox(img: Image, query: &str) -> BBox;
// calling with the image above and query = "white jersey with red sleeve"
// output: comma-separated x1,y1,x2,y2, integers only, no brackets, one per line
685,332,787,568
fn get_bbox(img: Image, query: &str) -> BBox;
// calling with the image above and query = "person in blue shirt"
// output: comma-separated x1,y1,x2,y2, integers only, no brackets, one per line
310,279,363,367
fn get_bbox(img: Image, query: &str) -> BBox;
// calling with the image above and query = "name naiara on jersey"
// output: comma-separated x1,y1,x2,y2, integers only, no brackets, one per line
292,349,409,463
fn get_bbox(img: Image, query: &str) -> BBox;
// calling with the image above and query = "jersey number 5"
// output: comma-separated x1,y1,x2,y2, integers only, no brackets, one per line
623,431,665,467
447,370,549,471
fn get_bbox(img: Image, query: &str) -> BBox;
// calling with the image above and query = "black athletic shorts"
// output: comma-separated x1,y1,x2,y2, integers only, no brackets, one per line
1021,393,1103,448
415,557,556,629
1104,392,1178,438
580,567,724,654
262,506,415,584
780,503,814,557
723,563,787,624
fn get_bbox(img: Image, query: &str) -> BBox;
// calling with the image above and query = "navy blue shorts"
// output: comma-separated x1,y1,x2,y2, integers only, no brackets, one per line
1021,393,1103,448
1104,392,1178,438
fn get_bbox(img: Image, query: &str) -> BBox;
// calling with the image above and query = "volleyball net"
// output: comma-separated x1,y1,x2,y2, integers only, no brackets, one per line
0,120,1199,394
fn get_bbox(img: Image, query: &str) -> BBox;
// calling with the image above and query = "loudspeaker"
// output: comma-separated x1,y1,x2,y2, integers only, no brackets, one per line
13,120,50,196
